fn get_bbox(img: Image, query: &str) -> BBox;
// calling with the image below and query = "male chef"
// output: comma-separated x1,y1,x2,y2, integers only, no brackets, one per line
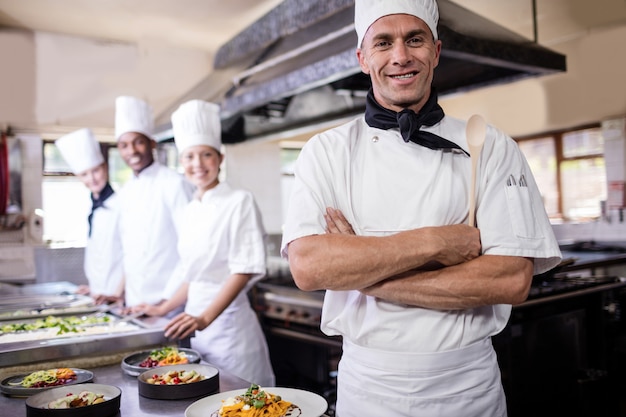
114,96,193,309
281,0,562,416
55,128,123,300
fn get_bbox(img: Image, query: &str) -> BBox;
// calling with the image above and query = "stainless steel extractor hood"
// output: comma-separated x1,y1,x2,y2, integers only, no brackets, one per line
161,0,566,143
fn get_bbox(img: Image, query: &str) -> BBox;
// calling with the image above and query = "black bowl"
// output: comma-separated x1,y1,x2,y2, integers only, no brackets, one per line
25,383,121,417
137,363,219,400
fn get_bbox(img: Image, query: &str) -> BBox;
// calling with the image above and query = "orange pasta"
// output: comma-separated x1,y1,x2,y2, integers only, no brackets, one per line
216,384,298,417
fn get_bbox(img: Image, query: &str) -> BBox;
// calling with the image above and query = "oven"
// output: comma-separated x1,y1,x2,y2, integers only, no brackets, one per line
251,278,340,416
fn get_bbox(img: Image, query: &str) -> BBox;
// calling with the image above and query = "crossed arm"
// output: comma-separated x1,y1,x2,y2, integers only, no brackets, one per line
287,208,533,310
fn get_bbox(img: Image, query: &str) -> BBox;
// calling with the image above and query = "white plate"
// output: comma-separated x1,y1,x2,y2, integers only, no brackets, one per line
185,386,328,417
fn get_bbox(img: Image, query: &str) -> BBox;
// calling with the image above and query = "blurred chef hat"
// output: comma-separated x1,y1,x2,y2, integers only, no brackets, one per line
55,128,104,174
114,95,154,141
354,0,439,47
171,100,222,153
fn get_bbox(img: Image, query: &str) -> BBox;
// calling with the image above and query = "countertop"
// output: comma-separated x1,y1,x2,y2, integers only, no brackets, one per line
0,361,252,417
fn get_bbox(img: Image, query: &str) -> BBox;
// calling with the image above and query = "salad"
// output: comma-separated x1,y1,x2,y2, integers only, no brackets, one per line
8,368,77,388
0,315,110,335
138,346,189,368
145,369,204,385
47,390,105,409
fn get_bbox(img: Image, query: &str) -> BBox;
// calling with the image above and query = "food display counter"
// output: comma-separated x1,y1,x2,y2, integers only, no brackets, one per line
0,281,256,416
0,281,171,369
0,361,252,416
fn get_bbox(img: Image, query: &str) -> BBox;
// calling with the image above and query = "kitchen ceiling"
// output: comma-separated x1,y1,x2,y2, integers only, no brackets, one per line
0,0,624,141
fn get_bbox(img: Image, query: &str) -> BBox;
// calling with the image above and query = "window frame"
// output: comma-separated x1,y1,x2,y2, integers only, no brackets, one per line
515,122,604,222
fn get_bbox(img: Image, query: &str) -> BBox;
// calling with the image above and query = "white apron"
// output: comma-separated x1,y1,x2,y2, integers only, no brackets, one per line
336,338,507,417
186,281,275,387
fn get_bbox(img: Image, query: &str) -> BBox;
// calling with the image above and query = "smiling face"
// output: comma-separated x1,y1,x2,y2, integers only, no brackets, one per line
179,144,223,194
117,132,155,175
77,162,109,197
357,13,441,114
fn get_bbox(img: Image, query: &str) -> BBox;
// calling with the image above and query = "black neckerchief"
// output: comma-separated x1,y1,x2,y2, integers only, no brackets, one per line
88,182,114,237
364,88,469,156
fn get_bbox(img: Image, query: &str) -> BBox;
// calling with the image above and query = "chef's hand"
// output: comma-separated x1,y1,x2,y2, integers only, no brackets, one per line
93,294,124,306
129,303,165,317
164,312,207,340
75,285,90,295
325,207,355,235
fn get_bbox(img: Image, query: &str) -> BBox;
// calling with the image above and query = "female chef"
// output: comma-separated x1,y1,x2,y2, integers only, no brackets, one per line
132,99,275,387
55,128,123,301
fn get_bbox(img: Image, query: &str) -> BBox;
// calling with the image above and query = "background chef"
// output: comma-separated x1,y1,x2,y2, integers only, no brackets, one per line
114,95,193,310
132,99,275,387
55,127,123,300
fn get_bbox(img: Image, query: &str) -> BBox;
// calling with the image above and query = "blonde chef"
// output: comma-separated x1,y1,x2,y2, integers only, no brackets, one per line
55,128,123,300
133,100,275,387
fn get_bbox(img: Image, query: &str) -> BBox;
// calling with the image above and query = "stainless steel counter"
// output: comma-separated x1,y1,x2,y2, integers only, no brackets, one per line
0,361,251,417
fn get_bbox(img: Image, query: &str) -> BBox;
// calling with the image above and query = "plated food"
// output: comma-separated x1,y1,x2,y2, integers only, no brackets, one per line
138,346,191,368
121,346,201,376
138,363,219,400
185,386,328,417
216,384,298,417
0,368,94,397
47,390,105,409
145,369,204,385
25,383,121,417
8,368,77,388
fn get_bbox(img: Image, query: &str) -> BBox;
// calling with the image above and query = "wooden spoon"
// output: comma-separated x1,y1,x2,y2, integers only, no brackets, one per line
466,114,487,227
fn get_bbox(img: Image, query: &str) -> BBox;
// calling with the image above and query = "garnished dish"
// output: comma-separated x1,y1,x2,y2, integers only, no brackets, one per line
138,346,190,368
25,383,121,417
0,368,94,397
214,384,299,417
47,390,105,409
121,347,201,376
8,368,77,388
146,369,205,385
185,386,328,417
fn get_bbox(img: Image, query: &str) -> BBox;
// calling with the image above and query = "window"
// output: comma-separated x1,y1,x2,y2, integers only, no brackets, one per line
42,140,131,245
516,125,606,222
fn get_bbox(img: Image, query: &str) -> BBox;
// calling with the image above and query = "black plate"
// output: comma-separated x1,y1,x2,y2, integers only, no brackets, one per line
25,383,121,417
138,364,219,400
121,347,201,376
1,369,94,397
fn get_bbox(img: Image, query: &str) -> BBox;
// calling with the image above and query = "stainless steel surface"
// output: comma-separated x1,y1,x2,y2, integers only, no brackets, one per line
0,316,170,368
258,283,324,327
0,281,170,368
184,0,567,142
0,361,252,417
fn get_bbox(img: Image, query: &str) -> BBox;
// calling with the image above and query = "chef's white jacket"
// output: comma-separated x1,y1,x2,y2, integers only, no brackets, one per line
179,182,274,386
281,115,562,352
281,115,561,416
84,192,123,296
118,162,193,307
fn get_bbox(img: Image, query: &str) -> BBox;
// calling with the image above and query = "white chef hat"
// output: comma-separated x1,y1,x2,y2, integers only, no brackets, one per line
354,0,439,48
55,128,104,174
114,95,155,141
171,100,222,153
